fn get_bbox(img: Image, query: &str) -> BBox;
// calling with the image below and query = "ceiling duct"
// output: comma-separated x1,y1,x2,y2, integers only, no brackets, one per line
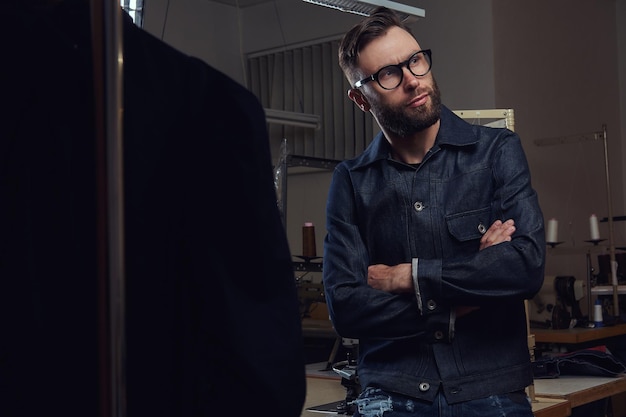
302,0,425,22
264,108,321,129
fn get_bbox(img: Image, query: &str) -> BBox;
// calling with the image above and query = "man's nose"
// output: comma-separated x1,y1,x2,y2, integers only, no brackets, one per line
402,66,419,88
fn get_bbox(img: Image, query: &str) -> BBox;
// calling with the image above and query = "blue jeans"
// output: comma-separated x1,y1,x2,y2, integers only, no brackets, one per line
352,387,533,417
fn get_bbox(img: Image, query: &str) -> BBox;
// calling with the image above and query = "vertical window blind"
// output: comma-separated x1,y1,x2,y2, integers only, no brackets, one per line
247,39,377,162
121,0,144,27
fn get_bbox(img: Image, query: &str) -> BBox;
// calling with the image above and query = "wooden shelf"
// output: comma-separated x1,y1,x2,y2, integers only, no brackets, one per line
301,318,336,339
531,323,626,344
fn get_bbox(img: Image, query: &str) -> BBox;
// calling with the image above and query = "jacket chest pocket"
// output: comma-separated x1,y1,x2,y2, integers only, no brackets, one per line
445,207,492,244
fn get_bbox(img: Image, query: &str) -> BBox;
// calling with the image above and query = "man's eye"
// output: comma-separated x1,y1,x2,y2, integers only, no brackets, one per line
379,67,396,79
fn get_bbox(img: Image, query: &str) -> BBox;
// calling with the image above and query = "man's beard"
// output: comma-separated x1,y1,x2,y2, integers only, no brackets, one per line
370,76,442,137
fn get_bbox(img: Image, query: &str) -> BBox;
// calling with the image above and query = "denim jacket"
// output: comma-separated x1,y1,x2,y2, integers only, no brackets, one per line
323,105,546,404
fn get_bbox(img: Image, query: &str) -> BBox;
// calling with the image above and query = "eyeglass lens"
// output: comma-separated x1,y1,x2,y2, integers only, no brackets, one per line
377,50,431,90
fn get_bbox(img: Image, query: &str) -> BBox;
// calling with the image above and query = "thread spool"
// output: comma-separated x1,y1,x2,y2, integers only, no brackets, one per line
589,214,600,240
547,218,558,243
593,298,604,327
302,222,317,258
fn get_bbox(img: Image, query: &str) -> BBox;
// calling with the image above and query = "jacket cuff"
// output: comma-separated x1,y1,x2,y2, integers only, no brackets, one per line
412,258,423,314
449,308,456,340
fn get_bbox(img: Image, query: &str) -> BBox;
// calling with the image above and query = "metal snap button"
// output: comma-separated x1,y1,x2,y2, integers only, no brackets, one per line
427,299,437,310
434,330,444,340
413,201,424,212
478,223,487,234
419,382,430,392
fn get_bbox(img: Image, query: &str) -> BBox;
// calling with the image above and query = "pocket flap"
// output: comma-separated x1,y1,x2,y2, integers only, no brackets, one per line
445,207,491,242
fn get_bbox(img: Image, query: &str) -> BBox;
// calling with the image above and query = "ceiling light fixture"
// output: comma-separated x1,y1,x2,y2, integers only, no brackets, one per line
302,0,425,22
264,108,321,129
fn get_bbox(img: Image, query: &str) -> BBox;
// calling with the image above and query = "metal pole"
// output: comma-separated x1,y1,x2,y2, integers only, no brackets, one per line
601,124,620,318
586,251,593,323
92,1,126,416
281,138,289,229
106,6,126,417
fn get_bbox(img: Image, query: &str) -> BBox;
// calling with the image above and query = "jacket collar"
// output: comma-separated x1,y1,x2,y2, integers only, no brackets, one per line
351,105,478,170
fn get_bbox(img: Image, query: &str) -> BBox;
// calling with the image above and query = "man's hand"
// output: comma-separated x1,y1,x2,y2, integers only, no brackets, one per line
367,263,412,294
479,219,515,250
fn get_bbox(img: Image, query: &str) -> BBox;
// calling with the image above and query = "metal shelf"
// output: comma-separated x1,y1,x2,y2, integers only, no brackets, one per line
591,285,626,295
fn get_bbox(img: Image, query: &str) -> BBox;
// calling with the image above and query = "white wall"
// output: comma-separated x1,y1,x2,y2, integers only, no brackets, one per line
492,1,624,291
141,0,626,299
237,0,497,109
142,0,244,81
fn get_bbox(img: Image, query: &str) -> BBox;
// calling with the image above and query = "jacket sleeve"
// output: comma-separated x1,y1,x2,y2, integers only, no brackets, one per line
417,131,546,308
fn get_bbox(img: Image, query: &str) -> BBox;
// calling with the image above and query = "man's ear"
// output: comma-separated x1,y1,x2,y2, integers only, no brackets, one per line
347,88,371,112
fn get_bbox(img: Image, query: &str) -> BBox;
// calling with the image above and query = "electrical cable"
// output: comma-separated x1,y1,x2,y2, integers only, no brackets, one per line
160,0,170,40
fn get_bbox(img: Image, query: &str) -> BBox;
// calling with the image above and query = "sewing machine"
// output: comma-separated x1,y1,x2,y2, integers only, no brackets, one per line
530,275,586,329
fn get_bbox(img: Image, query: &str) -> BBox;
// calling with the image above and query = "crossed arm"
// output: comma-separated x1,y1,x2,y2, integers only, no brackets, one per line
367,219,516,316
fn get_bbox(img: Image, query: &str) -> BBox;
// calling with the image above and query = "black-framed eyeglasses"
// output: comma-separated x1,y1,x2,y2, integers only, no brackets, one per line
354,49,432,90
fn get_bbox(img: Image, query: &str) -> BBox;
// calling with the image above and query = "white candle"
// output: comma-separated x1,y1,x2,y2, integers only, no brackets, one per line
589,214,600,240
547,218,558,243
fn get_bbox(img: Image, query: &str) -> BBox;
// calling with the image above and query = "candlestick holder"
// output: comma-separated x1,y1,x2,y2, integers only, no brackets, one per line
584,239,607,246
547,241,564,248
294,255,322,263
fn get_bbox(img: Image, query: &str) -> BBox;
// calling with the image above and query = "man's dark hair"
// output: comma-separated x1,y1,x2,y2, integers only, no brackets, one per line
338,7,413,85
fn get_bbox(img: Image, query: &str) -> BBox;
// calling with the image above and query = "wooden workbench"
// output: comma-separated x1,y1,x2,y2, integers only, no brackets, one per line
534,375,626,409
530,397,572,417
301,374,572,417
